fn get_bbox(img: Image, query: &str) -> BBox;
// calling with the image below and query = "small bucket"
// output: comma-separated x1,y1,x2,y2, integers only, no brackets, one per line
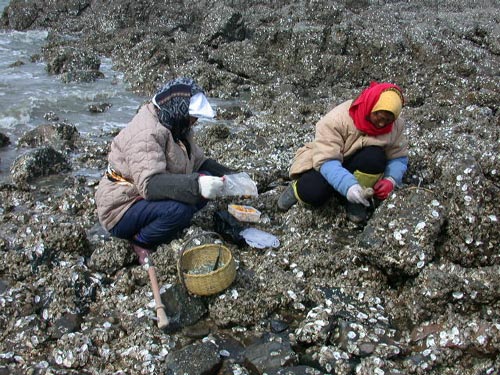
177,232,236,296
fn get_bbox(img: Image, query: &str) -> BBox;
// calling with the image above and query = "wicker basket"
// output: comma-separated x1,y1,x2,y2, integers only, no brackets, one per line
177,232,236,296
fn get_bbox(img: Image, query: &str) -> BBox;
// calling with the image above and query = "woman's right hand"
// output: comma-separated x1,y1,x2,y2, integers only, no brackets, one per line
198,175,224,199
346,184,370,207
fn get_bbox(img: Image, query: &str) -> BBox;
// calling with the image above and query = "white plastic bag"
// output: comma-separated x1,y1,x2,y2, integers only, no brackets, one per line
219,172,258,197
239,228,280,249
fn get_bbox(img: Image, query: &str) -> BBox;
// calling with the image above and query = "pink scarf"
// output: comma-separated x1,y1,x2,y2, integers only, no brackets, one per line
349,82,403,136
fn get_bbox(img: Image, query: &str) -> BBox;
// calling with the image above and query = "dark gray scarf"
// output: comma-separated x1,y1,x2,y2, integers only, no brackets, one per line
152,77,203,141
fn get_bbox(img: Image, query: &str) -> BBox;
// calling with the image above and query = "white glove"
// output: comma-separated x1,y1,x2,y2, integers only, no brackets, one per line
198,175,224,199
346,184,370,207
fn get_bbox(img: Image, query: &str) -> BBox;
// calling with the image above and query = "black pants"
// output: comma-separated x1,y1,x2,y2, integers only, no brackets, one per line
295,146,386,207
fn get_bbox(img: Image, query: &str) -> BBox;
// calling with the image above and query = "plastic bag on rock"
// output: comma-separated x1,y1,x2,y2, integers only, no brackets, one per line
213,210,247,247
219,172,258,197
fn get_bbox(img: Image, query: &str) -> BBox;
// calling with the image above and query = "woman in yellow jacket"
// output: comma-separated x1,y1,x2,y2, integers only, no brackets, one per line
278,82,408,224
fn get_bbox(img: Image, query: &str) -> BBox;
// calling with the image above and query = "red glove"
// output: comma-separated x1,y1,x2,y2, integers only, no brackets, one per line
373,178,395,200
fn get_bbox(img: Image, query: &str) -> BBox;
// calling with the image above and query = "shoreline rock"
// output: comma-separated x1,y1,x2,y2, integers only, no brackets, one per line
0,1,499,374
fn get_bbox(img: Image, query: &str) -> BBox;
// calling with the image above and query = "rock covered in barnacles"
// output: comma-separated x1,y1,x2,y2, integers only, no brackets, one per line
394,314,500,374
437,157,499,267
357,188,446,277
88,102,112,113
263,366,325,375
89,238,134,274
405,111,499,268
294,305,332,344
0,1,499,374
295,288,404,372
355,356,405,375
10,146,71,185
390,262,500,324
35,262,103,322
44,45,104,83
57,180,98,216
208,253,308,327
332,320,402,359
39,221,91,256
409,315,500,356
198,3,246,45
8,211,91,268
17,122,80,151
311,345,353,374
208,280,282,327
51,332,93,368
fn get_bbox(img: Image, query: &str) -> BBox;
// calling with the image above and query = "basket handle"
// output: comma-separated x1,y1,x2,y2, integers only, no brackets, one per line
180,231,224,255
177,231,224,292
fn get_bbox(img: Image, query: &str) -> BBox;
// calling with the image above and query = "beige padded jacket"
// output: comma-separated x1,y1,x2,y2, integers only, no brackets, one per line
289,100,408,179
95,103,207,230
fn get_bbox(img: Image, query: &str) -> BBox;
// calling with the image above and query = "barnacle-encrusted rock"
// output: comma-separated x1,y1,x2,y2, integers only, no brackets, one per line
391,262,500,325
437,156,499,267
0,1,499,374
357,189,446,277
10,146,71,185
51,332,93,368
89,238,133,275
43,45,104,83
17,122,80,151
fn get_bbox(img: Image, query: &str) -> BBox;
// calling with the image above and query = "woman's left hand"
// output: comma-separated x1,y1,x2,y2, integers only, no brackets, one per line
373,178,395,200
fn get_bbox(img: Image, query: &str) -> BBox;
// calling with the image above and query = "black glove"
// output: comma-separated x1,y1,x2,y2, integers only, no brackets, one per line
199,158,236,177
213,210,247,247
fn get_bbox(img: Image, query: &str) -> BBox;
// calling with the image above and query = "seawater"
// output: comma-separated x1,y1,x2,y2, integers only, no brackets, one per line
0,0,143,182
0,1,235,183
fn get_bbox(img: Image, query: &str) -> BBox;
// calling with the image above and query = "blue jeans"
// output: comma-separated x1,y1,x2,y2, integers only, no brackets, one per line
110,199,206,249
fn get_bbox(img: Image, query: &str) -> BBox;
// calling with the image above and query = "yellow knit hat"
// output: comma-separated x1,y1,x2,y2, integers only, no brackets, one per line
371,89,403,119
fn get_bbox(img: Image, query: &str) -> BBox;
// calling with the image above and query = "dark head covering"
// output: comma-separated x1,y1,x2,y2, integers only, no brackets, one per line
152,77,204,141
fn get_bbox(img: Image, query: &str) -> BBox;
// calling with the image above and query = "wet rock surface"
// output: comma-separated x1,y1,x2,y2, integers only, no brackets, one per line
1,1,499,374
9,145,71,185
0,132,9,147
17,122,80,151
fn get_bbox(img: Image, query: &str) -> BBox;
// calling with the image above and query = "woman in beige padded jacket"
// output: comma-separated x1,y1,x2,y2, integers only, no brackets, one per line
95,77,234,263
277,82,408,224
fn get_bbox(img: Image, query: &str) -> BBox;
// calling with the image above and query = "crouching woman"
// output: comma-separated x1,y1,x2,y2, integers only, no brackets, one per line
95,77,233,262
278,82,409,224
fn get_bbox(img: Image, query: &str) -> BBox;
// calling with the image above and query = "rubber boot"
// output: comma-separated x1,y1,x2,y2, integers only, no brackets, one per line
131,243,151,265
346,202,368,224
277,182,298,211
353,170,382,189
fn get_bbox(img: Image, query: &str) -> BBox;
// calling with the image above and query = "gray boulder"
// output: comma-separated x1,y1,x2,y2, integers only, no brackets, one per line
0,132,10,147
10,146,71,185
164,340,221,375
17,122,80,151
358,189,446,277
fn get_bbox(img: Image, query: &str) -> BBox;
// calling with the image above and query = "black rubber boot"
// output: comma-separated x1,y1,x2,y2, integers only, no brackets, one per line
277,183,298,211
346,202,368,224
